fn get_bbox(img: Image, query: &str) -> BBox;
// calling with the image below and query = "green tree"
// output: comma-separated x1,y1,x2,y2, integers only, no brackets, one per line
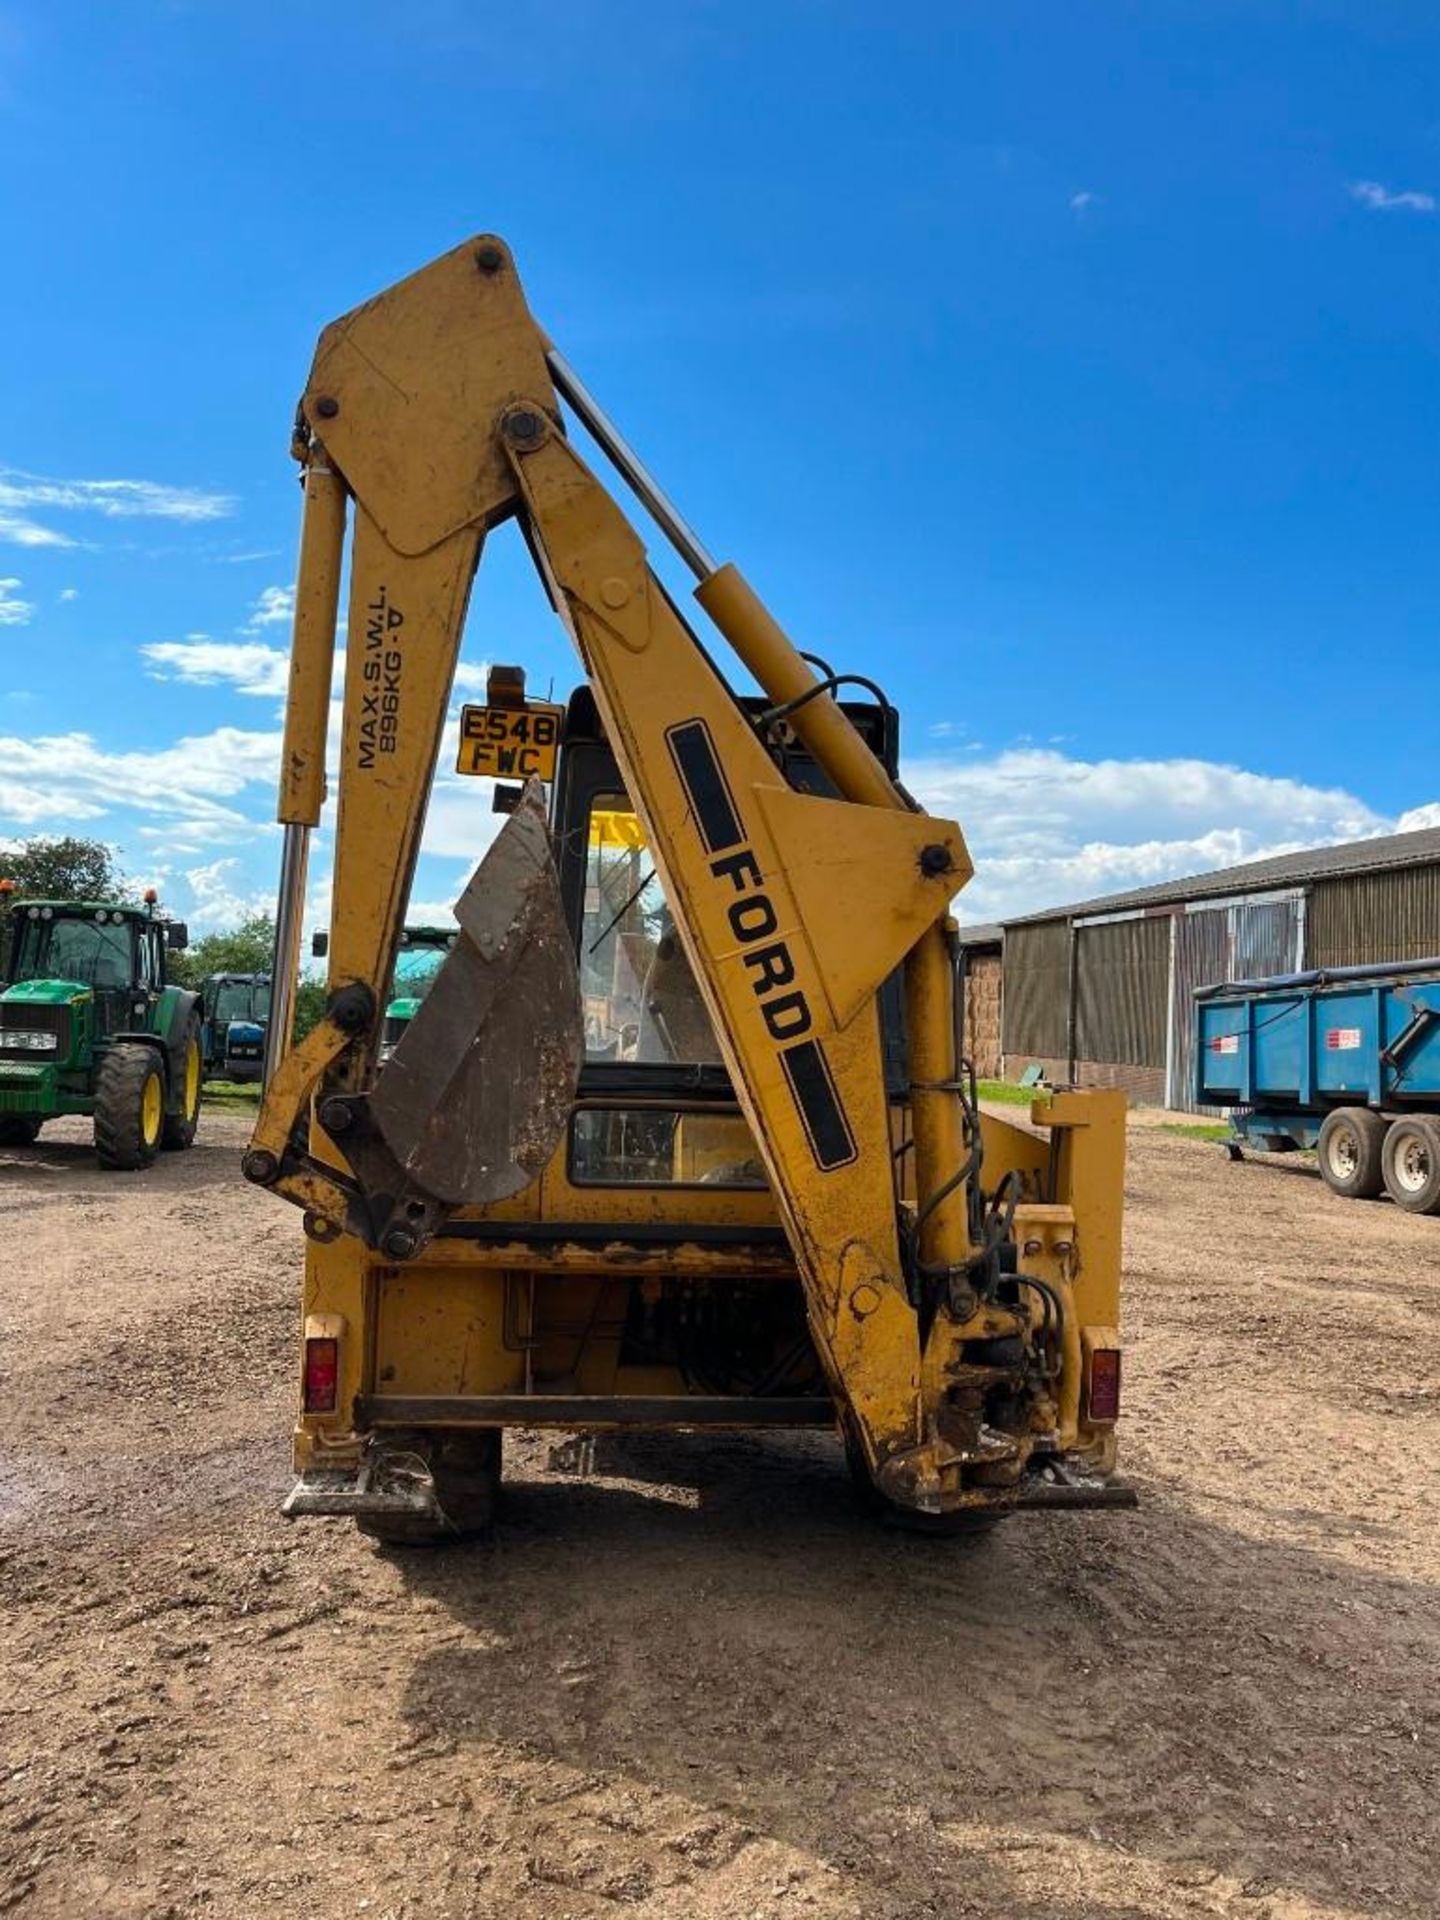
0,834,130,902
167,911,276,992
293,975,327,1043
1,835,132,972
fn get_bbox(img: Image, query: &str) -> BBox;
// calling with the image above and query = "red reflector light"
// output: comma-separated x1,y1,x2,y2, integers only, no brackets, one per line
1087,1348,1121,1423
303,1336,339,1413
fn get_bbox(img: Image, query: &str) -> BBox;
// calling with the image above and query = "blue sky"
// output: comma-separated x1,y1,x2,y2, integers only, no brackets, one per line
1,1,1437,932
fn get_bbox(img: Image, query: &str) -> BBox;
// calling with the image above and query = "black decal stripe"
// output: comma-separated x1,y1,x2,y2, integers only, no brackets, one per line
781,1040,857,1172
666,720,743,855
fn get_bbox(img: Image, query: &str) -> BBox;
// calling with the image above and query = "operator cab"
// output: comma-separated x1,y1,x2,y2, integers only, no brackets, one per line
505,681,908,1191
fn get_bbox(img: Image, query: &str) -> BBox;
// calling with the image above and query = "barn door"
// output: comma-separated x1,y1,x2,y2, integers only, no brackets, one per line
1167,895,1302,1110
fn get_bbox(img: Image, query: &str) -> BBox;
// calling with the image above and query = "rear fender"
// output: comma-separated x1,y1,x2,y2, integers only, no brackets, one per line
149,986,202,1110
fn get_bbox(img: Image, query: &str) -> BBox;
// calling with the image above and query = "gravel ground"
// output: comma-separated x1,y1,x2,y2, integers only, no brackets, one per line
1,1109,1436,1920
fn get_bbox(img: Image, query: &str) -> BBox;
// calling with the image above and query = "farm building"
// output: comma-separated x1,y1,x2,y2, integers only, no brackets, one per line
997,825,1440,1109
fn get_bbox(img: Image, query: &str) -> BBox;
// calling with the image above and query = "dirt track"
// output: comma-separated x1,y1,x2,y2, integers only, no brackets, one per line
1,1111,1436,1920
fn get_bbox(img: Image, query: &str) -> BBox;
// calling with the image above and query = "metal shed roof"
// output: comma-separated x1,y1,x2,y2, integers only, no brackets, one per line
956,921,1003,947
1002,824,1440,927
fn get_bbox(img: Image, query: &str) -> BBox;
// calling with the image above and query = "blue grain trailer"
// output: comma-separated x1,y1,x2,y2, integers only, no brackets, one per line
1194,957,1440,1213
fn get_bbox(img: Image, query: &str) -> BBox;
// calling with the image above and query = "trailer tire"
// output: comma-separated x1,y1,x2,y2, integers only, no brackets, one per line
1381,1115,1440,1215
357,1429,502,1547
1317,1107,1387,1200
0,1116,42,1146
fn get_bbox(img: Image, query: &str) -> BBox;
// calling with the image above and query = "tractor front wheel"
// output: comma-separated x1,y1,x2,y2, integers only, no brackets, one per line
0,1116,42,1146
161,1016,203,1151
94,1043,166,1171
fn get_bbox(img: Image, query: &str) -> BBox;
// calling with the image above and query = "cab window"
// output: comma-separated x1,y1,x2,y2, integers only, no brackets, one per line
14,914,132,989
580,798,722,1067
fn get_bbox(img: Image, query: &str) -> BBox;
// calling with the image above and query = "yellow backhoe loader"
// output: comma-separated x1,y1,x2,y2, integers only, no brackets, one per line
244,234,1133,1543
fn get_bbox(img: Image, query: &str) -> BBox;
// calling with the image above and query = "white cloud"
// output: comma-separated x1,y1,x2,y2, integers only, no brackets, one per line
904,745,1431,921
183,857,274,930
243,583,294,631
1349,180,1436,214
0,724,280,838
0,577,33,625
58,586,78,602
1396,801,1440,832
143,637,292,699
0,512,74,549
0,469,235,549
140,634,491,710
1069,190,1095,212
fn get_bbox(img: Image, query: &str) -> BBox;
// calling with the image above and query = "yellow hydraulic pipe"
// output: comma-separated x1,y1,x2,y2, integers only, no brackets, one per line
906,921,972,1275
695,563,900,812
695,562,971,1278
279,456,347,828
265,454,346,1083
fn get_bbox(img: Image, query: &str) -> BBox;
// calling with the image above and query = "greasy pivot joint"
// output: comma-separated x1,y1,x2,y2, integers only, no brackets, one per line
326,982,375,1034
919,843,955,877
241,1148,279,1187
502,406,547,451
318,1096,355,1135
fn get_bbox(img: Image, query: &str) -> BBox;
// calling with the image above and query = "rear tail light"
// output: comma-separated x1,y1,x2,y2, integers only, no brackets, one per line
303,1336,339,1413
1086,1346,1121,1424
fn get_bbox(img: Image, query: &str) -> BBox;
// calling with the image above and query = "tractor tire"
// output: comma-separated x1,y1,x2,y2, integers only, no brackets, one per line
1381,1115,1440,1215
1317,1107,1387,1200
0,1116,42,1146
94,1042,166,1172
161,1015,203,1151
357,1429,502,1548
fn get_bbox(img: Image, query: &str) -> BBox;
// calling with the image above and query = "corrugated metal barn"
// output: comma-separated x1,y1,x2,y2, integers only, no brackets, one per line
998,826,1440,1108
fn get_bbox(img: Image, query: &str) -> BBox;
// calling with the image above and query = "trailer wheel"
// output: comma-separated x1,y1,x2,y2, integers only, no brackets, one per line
357,1429,502,1547
1317,1107,1387,1199
0,1116,42,1146
1381,1115,1440,1215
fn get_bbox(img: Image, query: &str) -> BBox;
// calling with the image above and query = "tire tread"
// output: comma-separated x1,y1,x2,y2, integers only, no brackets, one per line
94,1043,165,1172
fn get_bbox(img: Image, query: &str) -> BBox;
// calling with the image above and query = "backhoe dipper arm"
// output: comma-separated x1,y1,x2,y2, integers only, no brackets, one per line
247,235,998,1510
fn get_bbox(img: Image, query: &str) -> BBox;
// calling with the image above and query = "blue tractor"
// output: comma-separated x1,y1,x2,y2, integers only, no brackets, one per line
200,972,271,1084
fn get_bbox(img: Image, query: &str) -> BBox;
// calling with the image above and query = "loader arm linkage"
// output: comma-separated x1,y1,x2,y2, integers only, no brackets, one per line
245,235,1129,1519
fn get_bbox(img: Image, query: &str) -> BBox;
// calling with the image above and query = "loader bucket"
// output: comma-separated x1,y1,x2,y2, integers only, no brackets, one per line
368,781,582,1206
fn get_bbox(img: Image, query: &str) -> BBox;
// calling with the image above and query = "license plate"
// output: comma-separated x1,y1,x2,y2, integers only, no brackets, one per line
456,701,564,781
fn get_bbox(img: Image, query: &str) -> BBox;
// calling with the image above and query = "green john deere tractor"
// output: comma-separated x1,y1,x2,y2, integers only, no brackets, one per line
0,888,203,1169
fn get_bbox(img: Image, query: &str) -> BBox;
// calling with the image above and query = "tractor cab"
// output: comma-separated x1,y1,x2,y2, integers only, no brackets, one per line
200,972,272,1083
0,886,200,1166
380,928,457,1064
5,897,174,1032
